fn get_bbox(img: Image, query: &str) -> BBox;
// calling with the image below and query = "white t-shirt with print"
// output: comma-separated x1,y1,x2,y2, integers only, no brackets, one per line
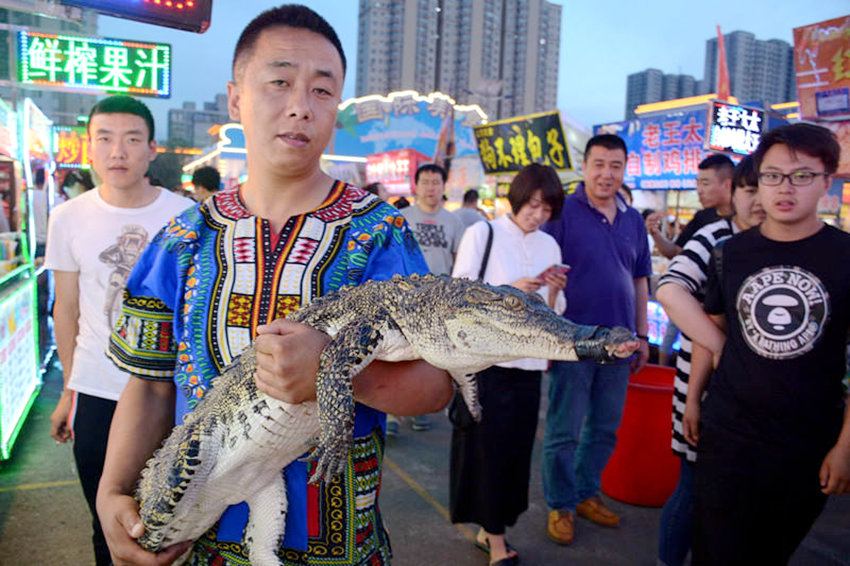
45,187,193,400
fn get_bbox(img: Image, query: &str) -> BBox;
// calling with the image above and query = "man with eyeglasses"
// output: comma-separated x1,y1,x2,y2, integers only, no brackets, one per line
683,123,850,565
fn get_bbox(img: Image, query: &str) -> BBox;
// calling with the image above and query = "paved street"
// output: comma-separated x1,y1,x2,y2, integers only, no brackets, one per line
1,360,848,565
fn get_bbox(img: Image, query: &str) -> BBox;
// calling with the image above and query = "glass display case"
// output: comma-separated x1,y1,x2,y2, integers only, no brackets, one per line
0,97,46,460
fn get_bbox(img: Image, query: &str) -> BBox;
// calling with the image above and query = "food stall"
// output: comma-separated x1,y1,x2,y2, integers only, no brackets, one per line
0,97,41,460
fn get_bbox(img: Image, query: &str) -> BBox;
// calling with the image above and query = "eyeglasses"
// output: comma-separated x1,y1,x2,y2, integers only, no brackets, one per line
758,171,830,187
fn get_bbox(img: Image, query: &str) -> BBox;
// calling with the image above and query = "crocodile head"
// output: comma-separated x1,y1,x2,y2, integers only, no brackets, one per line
443,279,639,364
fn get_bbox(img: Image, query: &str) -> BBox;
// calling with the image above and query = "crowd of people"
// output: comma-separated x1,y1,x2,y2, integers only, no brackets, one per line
31,4,848,566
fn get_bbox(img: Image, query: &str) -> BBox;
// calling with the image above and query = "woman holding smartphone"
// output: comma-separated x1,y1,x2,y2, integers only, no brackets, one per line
449,163,567,565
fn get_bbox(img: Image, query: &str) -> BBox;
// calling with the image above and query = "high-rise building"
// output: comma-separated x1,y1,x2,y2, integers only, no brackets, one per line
624,68,696,119
702,31,795,108
0,7,100,127
167,93,229,148
356,0,561,120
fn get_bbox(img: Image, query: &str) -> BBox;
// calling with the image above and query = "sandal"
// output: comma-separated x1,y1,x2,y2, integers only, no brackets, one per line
474,534,519,565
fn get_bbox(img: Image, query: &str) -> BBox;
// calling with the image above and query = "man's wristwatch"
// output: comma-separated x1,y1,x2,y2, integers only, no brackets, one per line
636,334,649,341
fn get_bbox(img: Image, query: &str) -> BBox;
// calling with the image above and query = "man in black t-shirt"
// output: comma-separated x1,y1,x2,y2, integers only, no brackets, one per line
685,123,850,565
646,154,734,259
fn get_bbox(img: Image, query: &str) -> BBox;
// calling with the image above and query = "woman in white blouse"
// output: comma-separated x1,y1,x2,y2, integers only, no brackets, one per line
449,164,567,566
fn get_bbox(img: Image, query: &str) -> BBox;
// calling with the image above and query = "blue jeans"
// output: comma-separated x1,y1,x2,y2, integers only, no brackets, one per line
657,457,694,566
542,360,630,511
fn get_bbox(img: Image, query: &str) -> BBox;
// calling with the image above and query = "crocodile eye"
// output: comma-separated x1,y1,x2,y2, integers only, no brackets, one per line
504,295,523,309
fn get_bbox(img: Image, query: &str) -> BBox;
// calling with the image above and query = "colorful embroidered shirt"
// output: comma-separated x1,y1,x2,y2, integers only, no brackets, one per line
108,182,428,565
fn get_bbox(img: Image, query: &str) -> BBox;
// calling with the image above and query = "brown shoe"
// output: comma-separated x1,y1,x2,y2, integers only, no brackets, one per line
575,496,620,527
547,509,574,545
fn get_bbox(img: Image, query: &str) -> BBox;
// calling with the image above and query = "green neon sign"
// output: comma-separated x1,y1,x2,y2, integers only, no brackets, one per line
17,30,171,98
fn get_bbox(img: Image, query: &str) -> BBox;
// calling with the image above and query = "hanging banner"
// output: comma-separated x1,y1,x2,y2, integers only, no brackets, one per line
793,16,850,121
17,30,171,98
473,110,571,175
595,109,708,190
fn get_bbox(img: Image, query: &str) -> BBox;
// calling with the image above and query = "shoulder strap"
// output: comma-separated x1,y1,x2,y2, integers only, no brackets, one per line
478,222,494,280
712,241,724,283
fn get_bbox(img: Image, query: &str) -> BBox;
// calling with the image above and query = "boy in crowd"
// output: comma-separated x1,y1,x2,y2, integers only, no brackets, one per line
46,95,192,565
685,123,850,564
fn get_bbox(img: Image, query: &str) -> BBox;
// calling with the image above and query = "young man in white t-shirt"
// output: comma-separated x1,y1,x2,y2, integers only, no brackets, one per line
44,95,192,566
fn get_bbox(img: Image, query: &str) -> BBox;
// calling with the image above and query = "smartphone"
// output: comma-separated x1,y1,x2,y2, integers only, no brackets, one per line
538,263,570,280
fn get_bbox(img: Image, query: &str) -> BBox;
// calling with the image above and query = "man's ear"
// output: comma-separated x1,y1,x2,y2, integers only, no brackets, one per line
148,139,157,163
227,81,241,122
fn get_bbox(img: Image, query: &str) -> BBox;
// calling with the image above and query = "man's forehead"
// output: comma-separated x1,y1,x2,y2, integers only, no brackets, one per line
89,113,149,133
586,146,625,162
254,26,342,68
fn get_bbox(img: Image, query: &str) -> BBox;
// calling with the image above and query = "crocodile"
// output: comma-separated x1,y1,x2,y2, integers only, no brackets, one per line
135,273,639,565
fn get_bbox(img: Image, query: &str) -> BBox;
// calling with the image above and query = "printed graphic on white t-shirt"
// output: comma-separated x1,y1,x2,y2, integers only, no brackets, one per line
736,265,829,360
98,224,150,328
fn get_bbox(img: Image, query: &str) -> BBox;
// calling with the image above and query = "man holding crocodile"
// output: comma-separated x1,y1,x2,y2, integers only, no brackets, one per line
96,6,453,565
95,5,638,566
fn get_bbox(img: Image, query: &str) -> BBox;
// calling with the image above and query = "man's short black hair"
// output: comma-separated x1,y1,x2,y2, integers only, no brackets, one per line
508,163,564,220
462,189,479,204
732,155,758,193
87,95,155,142
752,123,840,175
584,134,627,160
415,163,447,184
192,166,221,193
232,4,346,80
698,153,734,181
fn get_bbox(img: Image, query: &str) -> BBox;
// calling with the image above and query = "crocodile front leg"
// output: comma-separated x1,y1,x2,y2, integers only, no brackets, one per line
305,320,387,483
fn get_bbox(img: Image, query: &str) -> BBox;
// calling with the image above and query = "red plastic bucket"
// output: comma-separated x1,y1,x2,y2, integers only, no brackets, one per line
601,364,680,507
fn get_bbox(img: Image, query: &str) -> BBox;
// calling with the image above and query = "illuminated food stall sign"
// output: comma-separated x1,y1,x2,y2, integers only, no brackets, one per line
474,110,572,175
365,148,431,196
706,101,764,155
596,109,707,190
62,0,212,33
0,279,40,460
17,31,171,98
793,16,850,121
54,126,90,169
0,99,16,160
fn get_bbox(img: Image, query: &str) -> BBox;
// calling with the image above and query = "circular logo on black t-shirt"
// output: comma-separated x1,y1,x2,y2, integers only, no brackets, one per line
736,266,829,360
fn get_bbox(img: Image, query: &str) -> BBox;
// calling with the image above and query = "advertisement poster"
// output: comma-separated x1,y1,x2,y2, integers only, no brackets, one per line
793,16,850,121
595,109,708,190
473,110,572,175
0,279,39,459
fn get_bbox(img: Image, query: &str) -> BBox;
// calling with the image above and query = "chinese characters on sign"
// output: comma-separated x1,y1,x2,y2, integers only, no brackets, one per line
17,31,171,98
793,16,850,121
707,101,764,155
365,148,430,196
596,109,707,190
473,111,571,174
54,127,90,169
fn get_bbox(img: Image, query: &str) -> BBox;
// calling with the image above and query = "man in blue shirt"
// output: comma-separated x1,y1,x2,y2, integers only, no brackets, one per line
542,134,651,545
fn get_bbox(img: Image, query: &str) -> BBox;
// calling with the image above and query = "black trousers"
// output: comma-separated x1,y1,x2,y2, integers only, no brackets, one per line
692,455,827,565
449,366,542,534
72,392,117,566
